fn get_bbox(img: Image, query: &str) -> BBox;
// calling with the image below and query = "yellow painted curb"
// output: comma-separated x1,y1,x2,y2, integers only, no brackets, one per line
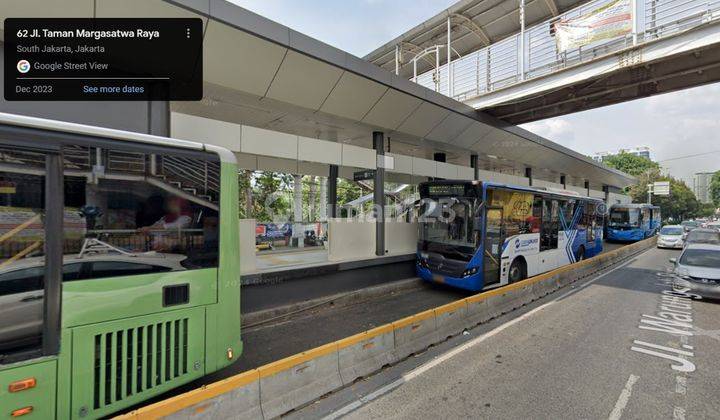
433,298,467,316
392,308,435,329
115,369,260,419
336,324,394,350
257,341,339,378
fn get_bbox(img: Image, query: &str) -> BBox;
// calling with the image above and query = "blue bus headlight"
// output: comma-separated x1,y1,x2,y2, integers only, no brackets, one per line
462,267,478,277
417,256,429,268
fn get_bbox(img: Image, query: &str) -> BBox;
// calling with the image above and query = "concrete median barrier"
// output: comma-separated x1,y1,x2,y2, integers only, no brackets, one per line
121,370,262,420
464,295,491,327
119,238,656,420
392,309,439,358
337,325,397,385
434,300,469,339
258,342,342,419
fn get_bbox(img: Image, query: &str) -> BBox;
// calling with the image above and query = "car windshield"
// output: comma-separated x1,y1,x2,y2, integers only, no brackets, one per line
679,249,720,268
608,208,639,227
686,230,720,243
660,227,683,235
681,221,699,228
419,198,478,261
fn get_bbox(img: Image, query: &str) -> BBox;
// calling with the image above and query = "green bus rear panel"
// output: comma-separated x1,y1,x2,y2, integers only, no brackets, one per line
70,307,206,419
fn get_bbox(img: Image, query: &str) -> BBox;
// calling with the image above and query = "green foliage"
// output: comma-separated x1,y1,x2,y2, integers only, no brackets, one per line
603,152,659,176
238,171,293,222
709,171,720,207
697,202,718,218
629,169,700,221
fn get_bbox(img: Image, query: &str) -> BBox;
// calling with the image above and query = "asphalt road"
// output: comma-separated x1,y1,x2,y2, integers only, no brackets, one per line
297,247,720,419
146,240,633,407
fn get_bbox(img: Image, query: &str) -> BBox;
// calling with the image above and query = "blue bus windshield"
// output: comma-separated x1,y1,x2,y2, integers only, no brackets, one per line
608,208,640,227
419,199,478,261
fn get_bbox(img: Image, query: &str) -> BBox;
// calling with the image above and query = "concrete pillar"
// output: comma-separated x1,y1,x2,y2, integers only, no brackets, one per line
584,180,590,197
373,131,385,256
525,167,533,186
560,175,566,188
328,165,338,218
433,152,446,181
470,154,479,181
602,185,610,203
293,174,304,248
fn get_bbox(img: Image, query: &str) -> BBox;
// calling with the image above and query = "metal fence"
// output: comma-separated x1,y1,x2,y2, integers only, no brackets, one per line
415,0,720,101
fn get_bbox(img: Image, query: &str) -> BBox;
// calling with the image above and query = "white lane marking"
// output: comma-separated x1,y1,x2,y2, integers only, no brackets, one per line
675,375,687,395
673,406,686,420
608,374,640,420
324,252,642,420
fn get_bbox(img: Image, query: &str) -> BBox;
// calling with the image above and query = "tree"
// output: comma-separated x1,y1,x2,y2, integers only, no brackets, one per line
709,170,720,207
697,202,718,218
252,171,293,222
629,169,700,222
603,152,659,176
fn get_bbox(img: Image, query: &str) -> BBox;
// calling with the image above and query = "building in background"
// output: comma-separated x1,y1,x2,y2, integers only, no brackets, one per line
592,146,651,163
693,171,716,204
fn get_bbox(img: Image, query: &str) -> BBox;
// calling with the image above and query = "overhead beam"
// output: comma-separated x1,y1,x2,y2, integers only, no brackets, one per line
544,0,560,16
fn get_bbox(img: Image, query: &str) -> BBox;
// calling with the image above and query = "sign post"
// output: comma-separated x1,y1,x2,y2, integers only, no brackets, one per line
648,181,670,204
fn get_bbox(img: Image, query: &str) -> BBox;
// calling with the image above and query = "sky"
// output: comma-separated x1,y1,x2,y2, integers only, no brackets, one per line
229,0,720,185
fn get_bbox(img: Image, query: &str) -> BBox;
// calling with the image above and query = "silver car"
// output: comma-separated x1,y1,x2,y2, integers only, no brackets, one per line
657,225,685,249
671,244,720,300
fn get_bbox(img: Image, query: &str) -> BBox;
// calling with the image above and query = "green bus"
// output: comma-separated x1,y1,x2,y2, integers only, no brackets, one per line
0,113,241,419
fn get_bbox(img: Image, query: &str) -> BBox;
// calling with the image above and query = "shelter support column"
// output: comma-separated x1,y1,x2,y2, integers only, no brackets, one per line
470,154,479,180
525,167,533,186
373,131,385,256
328,165,338,218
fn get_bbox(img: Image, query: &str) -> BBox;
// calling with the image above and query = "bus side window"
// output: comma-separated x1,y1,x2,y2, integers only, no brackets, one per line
540,199,559,250
585,203,596,241
532,196,542,234
62,146,220,281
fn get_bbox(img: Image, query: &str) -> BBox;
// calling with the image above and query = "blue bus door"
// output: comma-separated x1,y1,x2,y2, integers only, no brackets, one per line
483,207,504,285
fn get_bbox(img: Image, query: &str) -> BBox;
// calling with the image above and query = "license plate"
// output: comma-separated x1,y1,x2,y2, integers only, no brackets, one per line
432,274,445,283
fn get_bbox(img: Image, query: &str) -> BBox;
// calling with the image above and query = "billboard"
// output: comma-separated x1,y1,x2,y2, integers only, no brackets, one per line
553,0,632,52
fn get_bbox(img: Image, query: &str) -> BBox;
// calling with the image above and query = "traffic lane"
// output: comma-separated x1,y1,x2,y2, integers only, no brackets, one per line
341,247,720,419
205,282,465,384
244,240,623,314
236,240,629,375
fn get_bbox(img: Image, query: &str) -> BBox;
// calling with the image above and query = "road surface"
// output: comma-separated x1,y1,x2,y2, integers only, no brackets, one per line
294,247,719,419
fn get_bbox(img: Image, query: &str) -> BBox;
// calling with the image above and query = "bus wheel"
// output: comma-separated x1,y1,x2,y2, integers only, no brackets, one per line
577,246,585,261
508,259,526,283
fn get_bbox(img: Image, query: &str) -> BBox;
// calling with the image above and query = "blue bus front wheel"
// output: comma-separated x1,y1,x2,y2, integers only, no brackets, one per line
508,258,526,283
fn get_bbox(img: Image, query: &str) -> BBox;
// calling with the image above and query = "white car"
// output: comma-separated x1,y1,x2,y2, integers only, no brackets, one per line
657,225,685,249
707,221,720,231
0,252,186,353
671,244,720,300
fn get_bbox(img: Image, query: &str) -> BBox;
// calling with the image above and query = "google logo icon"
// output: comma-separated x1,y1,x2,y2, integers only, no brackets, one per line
17,60,31,74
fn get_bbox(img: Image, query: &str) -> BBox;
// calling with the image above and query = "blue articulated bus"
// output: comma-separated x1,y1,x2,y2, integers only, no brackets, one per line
416,180,606,292
606,203,661,242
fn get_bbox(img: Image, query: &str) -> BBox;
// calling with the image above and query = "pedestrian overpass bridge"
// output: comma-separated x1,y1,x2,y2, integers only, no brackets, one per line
366,0,720,124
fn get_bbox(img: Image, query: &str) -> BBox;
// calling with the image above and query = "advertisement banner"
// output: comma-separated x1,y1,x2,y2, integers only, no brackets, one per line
554,0,632,52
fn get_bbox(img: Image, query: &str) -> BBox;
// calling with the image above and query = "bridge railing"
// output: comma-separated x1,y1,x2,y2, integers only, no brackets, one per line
415,0,720,102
